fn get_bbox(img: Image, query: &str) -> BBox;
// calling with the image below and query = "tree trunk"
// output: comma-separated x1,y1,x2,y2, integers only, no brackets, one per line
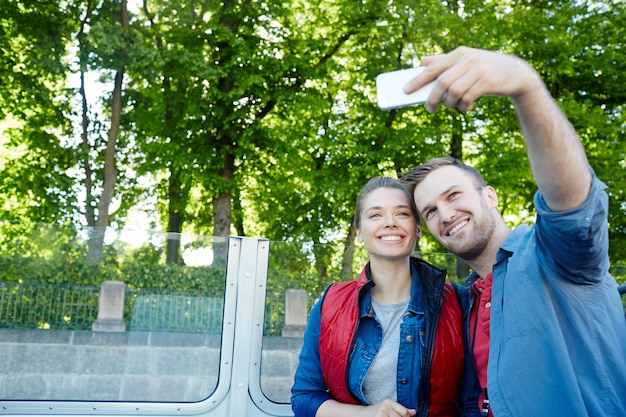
213,149,234,237
340,221,357,278
80,71,95,228
78,1,95,227
312,240,329,279
166,167,184,264
232,188,245,237
212,194,231,235
142,1,188,264
212,193,231,265
213,148,234,265
87,0,128,263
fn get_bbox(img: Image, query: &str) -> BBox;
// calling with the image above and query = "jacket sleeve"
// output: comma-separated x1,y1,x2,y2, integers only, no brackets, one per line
453,284,482,417
291,291,333,417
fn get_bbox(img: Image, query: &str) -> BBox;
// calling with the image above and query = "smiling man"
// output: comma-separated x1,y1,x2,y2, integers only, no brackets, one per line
401,46,626,417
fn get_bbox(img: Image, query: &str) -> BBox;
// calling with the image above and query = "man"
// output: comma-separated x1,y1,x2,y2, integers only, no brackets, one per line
401,46,626,417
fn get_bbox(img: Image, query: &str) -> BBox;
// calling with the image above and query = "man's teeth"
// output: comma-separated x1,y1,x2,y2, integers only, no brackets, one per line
449,221,468,235
381,235,402,241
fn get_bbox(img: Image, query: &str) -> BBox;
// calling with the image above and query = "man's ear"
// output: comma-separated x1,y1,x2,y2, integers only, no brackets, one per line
484,185,499,209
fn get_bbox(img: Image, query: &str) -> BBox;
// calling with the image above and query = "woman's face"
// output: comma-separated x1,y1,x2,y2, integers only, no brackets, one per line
356,187,419,261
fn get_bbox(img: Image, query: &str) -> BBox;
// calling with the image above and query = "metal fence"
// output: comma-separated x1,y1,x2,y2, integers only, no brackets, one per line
0,282,99,330
3,280,620,334
0,282,286,335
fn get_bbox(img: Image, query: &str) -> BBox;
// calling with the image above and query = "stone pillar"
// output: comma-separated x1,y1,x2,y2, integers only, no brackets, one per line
92,280,127,332
281,289,308,337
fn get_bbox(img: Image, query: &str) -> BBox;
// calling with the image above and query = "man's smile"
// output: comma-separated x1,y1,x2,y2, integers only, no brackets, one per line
447,220,468,236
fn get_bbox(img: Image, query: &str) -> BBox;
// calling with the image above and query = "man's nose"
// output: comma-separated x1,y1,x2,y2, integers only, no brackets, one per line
438,204,456,224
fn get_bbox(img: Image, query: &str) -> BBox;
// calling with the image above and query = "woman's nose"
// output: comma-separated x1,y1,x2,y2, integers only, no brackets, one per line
383,213,397,227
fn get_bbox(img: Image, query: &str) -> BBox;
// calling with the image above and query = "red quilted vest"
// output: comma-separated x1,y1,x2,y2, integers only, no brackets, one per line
319,266,464,416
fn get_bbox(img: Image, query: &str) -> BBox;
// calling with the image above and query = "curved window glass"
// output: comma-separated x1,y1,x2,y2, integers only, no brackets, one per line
0,222,228,404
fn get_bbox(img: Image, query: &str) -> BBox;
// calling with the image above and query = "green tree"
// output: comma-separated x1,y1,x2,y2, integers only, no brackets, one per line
0,1,79,221
1,0,624,276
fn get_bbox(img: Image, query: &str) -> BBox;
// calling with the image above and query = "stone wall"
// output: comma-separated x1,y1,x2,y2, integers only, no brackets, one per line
0,329,303,404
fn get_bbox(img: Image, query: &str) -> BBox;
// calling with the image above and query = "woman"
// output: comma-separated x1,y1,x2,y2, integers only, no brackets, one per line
291,177,479,417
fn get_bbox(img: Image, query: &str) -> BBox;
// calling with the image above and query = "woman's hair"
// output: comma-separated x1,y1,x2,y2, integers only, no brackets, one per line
354,176,418,230
401,156,487,194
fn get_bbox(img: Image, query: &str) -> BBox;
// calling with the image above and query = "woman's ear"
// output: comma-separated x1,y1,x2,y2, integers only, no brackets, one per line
416,224,422,240
355,230,363,244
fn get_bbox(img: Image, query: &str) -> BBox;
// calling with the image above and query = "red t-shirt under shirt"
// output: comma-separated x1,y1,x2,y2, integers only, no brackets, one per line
471,273,493,417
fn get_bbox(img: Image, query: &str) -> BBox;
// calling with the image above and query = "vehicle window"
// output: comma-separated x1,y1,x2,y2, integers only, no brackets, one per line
0,223,227,403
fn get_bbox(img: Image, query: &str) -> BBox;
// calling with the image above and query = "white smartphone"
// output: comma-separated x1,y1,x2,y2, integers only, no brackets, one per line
376,67,435,110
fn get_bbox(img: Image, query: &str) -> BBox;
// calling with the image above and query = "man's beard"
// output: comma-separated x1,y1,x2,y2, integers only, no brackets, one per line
449,199,496,262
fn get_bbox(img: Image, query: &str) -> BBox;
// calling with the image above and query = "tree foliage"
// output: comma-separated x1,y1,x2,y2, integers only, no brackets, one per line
0,0,625,277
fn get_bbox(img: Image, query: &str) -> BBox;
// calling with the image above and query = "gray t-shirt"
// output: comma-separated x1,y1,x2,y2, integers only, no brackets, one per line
362,297,409,404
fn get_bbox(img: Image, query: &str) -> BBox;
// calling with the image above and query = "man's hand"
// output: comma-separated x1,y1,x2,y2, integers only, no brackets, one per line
404,46,541,113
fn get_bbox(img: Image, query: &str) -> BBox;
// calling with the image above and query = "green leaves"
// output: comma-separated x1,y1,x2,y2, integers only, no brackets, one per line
1,0,626,271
